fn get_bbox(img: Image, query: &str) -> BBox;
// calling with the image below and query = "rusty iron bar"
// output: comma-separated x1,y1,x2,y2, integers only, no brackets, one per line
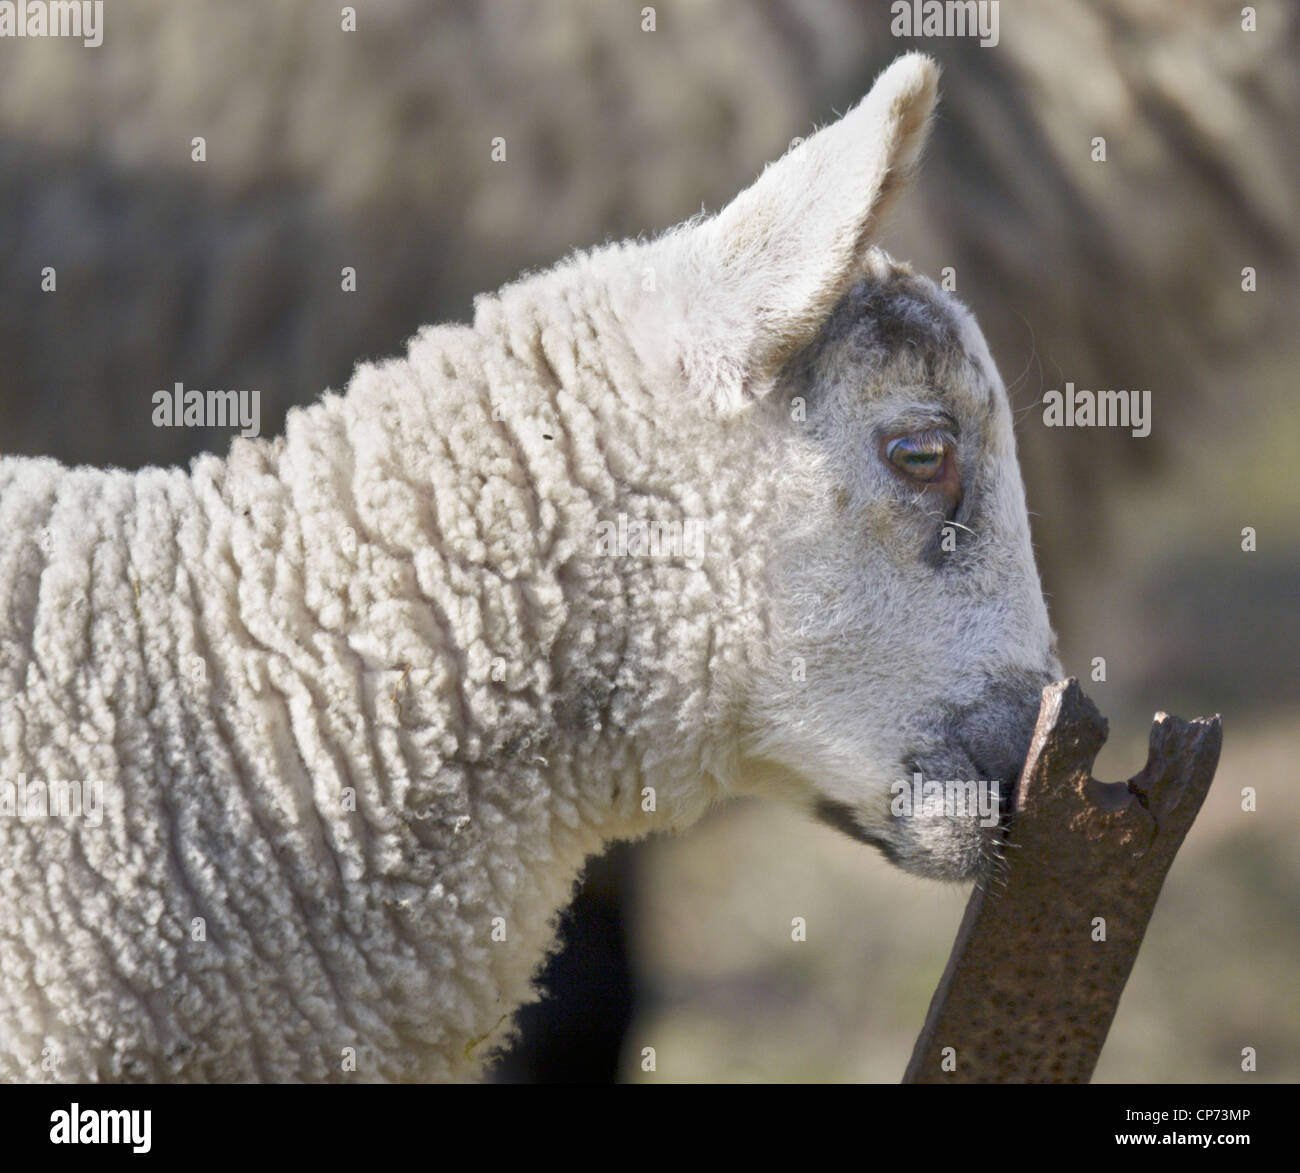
903,678,1222,1083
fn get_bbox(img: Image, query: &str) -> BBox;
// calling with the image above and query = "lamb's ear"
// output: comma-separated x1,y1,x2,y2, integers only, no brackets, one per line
672,53,939,414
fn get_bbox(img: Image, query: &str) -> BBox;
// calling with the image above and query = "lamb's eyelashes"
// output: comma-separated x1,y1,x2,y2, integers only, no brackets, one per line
879,429,962,520
874,441,963,528
884,431,952,481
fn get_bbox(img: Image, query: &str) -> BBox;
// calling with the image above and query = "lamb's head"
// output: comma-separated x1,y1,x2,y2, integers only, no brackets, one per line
745,259,1062,882
640,54,1060,879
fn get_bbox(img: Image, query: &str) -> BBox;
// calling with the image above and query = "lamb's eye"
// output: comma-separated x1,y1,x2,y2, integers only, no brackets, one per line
885,431,952,482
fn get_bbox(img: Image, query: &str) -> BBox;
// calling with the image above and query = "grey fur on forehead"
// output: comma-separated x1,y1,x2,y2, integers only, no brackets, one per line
784,253,969,403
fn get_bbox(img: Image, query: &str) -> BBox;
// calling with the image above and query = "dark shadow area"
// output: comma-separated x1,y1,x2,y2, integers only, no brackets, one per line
488,843,637,1083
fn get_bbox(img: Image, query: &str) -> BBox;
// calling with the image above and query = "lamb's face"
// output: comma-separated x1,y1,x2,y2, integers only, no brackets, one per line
648,54,1059,878
743,260,1059,880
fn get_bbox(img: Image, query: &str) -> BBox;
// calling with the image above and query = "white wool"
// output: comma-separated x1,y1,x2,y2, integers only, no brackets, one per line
0,55,1058,1081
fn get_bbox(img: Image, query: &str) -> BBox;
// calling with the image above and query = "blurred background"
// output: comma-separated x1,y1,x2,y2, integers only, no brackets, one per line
1,0,1295,1081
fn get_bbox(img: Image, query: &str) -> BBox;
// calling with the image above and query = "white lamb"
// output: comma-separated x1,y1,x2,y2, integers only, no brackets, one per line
0,54,1058,1082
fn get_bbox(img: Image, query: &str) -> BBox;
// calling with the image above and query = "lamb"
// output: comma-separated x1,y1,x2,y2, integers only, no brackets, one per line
0,53,1059,1083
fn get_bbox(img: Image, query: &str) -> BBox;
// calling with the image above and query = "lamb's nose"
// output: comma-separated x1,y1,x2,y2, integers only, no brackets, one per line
957,672,1052,792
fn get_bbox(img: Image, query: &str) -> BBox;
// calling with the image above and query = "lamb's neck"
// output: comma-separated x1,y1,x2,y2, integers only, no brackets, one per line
466,278,775,844
215,282,774,882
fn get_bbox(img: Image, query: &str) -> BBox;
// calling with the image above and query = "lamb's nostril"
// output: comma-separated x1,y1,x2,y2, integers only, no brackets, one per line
969,741,1031,794
961,723,1040,827
954,677,1046,801
980,746,1030,787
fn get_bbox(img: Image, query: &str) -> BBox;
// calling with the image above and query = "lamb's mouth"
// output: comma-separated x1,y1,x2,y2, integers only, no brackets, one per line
901,750,1021,829
813,797,903,864
812,770,1007,880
